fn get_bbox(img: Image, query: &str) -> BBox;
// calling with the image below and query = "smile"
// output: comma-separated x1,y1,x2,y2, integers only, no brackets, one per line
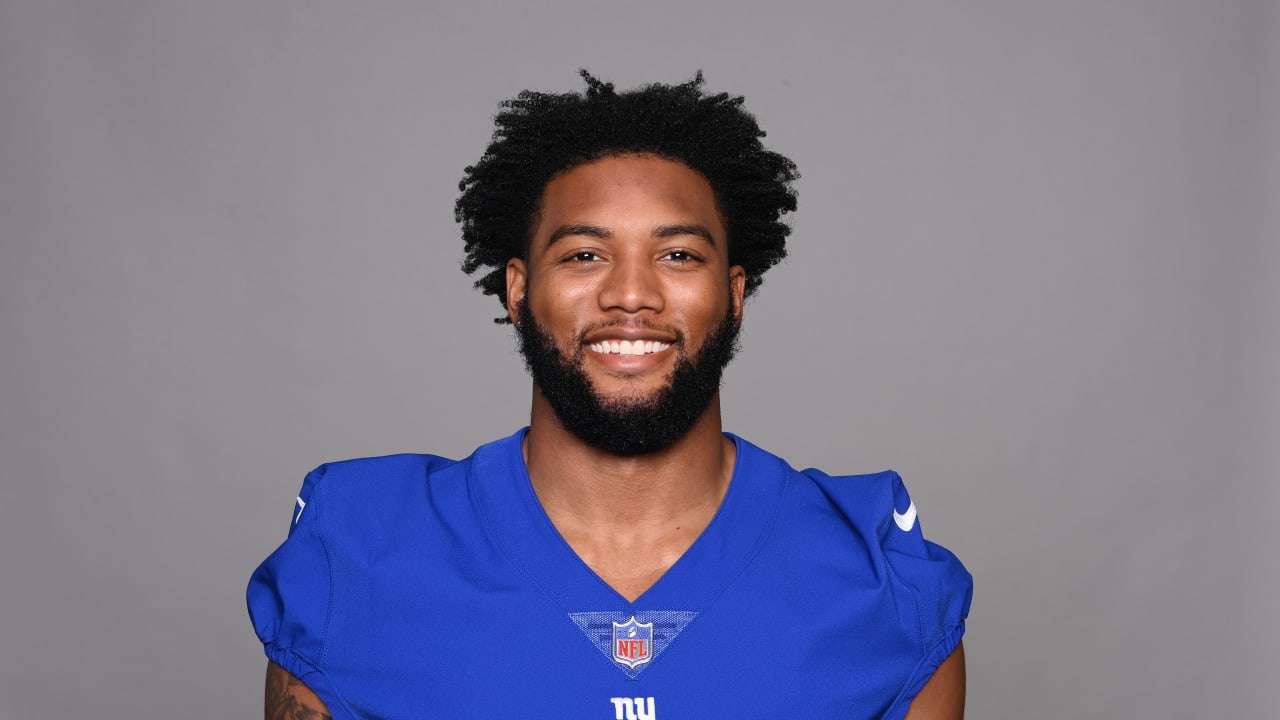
588,340,672,356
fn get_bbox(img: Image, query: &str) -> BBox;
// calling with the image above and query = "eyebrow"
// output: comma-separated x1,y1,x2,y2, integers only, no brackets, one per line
547,224,611,246
546,223,718,248
654,224,717,246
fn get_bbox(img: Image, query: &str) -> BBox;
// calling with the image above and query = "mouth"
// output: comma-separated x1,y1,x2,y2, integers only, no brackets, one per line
588,339,672,356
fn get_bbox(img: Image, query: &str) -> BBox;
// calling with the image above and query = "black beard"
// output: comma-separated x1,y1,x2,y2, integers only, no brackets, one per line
515,304,740,456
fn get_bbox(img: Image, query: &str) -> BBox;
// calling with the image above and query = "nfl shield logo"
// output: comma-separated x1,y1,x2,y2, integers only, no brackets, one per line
612,616,654,669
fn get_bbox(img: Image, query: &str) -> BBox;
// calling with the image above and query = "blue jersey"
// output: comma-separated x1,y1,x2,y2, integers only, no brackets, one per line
248,429,971,719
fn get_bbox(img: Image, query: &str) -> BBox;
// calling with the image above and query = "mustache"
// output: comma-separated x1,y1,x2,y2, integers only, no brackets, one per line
571,319,686,347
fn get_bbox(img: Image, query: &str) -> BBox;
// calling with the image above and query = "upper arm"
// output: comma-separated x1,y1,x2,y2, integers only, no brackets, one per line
902,642,966,720
265,660,333,720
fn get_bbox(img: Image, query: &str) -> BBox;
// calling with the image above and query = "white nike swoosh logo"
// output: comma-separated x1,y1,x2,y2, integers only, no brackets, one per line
294,496,306,525
893,501,917,532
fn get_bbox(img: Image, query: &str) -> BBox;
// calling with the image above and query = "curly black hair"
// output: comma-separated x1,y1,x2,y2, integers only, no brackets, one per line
456,70,799,322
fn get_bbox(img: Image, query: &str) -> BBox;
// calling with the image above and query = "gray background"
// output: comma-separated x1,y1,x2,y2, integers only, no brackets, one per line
1,1,1275,718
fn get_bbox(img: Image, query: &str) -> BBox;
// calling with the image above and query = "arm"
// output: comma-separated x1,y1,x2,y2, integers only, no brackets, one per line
265,660,333,720
903,642,966,720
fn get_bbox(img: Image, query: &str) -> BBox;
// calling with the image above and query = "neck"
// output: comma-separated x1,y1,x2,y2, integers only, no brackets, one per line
522,387,736,601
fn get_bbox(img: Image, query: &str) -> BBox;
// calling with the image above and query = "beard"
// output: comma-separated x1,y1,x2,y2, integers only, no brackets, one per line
515,302,741,456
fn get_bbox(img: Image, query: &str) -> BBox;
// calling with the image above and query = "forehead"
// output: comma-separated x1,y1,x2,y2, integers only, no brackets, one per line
534,154,724,238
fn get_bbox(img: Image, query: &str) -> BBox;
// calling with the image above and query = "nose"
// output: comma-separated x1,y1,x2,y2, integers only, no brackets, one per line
598,256,663,314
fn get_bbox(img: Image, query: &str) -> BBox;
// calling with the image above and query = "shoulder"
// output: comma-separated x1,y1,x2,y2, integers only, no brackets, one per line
736,437,972,635
296,427,529,514
300,452,459,501
794,464,923,548
286,453,453,532
800,461,969,601
733,436,922,542
286,429,532,549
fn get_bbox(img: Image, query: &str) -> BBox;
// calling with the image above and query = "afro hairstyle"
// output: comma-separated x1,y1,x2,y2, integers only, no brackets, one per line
456,70,799,322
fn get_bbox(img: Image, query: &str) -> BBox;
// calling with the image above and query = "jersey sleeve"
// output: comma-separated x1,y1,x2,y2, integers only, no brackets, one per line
879,470,972,719
246,465,349,712
801,465,972,718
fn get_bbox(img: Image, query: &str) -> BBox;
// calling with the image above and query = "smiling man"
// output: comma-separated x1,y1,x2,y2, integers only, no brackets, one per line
248,72,971,720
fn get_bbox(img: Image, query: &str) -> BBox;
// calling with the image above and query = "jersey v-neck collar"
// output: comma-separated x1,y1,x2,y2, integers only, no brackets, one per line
467,427,791,613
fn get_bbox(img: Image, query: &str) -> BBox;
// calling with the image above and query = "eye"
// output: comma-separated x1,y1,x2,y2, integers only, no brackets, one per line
565,251,602,263
662,250,702,263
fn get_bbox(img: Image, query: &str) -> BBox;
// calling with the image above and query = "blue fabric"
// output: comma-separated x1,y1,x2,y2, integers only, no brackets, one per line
247,429,971,719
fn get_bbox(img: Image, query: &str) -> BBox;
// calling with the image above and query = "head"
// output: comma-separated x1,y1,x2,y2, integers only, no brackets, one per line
455,72,798,453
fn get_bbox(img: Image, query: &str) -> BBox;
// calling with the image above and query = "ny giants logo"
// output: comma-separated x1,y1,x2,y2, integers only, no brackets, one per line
609,697,656,720
611,616,654,669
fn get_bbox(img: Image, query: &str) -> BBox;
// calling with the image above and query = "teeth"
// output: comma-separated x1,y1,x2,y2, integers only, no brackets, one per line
589,340,672,356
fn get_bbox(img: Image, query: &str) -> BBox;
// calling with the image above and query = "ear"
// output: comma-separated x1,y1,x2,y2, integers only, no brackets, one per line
506,257,528,324
729,265,746,324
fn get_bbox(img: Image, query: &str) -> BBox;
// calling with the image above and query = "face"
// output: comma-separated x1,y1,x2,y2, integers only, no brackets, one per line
506,154,747,454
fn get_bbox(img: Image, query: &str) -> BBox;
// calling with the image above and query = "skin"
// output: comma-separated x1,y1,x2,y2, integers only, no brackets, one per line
265,661,331,720
905,645,966,720
264,153,964,719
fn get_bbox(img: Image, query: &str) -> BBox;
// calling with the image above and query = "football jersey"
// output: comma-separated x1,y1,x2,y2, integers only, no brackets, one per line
247,429,971,719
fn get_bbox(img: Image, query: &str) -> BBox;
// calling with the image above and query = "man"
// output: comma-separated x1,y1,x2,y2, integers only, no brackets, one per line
248,72,971,720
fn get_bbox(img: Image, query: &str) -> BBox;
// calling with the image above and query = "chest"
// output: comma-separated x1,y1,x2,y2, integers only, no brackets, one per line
320,560,915,720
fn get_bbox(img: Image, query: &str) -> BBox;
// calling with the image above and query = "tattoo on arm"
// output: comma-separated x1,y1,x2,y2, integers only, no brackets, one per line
265,661,333,720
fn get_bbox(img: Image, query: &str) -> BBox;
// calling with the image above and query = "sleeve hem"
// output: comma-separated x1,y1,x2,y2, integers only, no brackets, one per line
264,645,357,720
